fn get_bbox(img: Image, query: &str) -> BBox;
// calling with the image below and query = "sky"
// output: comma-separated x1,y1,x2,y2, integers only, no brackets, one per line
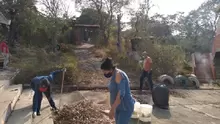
36,0,207,22
122,0,206,22
143,0,206,16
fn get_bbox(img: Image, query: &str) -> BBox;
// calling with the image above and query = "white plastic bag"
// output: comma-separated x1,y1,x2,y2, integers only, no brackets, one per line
139,104,153,122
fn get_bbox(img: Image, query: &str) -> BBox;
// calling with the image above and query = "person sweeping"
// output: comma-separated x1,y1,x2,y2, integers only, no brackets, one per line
31,68,66,118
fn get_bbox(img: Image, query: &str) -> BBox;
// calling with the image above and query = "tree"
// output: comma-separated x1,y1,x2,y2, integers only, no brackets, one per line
76,0,131,44
40,0,65,18
129,0,154,37
0,0,38,46
117,14,122,52
39,0,67,51
76,8,106,25
174,0,220,53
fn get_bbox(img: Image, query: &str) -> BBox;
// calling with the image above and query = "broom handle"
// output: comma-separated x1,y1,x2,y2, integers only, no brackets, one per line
59,68,66,109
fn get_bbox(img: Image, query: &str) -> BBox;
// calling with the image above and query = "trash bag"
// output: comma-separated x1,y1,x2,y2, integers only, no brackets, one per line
152,83,169,109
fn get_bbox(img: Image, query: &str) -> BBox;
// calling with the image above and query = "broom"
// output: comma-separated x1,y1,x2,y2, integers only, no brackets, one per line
59,68,66,110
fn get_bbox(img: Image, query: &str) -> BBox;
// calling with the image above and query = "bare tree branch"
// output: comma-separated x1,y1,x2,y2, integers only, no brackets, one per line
40,0,64,18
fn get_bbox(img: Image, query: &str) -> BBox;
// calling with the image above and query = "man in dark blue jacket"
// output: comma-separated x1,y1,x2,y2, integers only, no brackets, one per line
31,69,66,118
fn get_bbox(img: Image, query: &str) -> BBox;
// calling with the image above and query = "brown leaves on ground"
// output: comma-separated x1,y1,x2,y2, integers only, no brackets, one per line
79,70,109,86
93,49,107,58
75,48,109,86
54,100,113,124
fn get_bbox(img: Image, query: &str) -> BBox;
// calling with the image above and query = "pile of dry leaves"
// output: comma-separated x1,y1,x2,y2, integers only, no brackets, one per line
54,100,113,124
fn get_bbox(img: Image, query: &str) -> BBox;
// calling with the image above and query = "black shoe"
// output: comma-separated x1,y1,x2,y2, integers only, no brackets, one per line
51,107,58,111
37,112,41,116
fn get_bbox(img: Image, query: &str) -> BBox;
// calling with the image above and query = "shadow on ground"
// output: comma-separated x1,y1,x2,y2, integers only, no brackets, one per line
7,105,32,124
152,106,171,119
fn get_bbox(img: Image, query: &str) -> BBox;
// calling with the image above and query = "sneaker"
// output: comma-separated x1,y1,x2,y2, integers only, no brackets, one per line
51,107,58,112
32,112,37,118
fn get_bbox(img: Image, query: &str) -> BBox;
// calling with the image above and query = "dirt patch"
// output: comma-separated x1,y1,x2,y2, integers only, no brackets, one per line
170,90,187,98
54,100,113,124
131,90,187,105
133,95,149,104
131,91,152,104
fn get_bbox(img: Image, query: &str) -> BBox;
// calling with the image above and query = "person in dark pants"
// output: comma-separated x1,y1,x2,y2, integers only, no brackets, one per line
31,69,66,118
140,51,153,91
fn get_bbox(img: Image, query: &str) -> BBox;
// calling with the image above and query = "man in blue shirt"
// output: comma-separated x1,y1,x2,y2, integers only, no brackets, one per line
31,69,66,118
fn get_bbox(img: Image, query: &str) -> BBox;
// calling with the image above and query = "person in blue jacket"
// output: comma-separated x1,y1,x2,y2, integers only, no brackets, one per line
31,69,66,118
101,57,135,124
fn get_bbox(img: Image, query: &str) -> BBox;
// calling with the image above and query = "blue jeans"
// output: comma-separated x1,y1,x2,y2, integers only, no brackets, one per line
140,70,153,91
115,110,133,124
31,83,56,113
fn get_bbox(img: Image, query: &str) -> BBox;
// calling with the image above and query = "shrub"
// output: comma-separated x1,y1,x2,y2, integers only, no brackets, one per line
106,38,186,78
10,46,79,85
151,44,185,77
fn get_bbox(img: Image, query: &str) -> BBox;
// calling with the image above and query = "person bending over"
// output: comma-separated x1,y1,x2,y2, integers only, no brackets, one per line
31,69,66,118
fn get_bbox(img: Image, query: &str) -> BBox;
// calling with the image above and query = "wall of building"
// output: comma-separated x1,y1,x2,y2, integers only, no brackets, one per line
213,18,220,56
213,18,220,80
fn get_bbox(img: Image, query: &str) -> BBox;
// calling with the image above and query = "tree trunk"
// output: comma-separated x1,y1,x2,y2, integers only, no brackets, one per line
52,18,58,53
134,14,139,37
117,14,122,52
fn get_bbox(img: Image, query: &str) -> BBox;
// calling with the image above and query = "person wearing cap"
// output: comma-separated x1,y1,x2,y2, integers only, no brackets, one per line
31,68,66,118
140,51,153,91
0,40,9,69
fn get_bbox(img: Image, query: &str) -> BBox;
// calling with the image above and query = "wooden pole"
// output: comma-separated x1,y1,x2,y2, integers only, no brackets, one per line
59,69,66,109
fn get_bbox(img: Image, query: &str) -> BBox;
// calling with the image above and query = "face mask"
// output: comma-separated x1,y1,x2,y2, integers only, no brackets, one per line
104,72,112,78
39,87,48,92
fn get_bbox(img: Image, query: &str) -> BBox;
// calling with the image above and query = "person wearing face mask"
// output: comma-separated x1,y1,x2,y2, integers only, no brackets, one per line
101,57,135,124
31,69,66,118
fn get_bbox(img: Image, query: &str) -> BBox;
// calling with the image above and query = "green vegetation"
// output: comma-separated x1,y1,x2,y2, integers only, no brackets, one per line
0,0,219,83
10,45,79,84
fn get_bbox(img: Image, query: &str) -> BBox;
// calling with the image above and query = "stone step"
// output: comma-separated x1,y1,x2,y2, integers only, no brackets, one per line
32,105,54,124
0,68,20,80
32,91,87,124
7,90,89,124
0,69,20,94
6,89,33,124
32,95,56,124
0,80,11,94
7,89,55,124
0,84,22,124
